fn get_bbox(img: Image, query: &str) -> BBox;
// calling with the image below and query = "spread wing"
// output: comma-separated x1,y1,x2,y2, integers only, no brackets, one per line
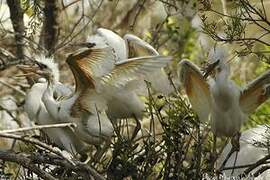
66,47,115,116
179,59,211,122
66,47,116,90
240,70,270,114
101,55,172,88
123,34,159,57
97,28,128,61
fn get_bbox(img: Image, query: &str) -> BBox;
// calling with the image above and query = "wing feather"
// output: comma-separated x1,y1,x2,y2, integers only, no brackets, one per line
179,59,211,122
240,70,270,114
124,34,159,57
101,56,172,87
67,47,115,115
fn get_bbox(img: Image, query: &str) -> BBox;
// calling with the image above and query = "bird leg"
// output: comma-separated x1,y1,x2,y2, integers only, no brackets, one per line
231,132,241,152
210,135,217,171
219,139,238,171
130,114,141,141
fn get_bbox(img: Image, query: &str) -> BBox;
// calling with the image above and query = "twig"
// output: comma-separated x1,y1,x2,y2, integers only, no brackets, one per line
130,0,147,31
0,123,76,134
0,132,75,165
0,151,106,180
242,154,270,175
0,79,26,96
0,151,57,180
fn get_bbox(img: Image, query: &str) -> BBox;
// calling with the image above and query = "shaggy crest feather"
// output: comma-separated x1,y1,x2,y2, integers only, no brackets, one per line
35,55,60,82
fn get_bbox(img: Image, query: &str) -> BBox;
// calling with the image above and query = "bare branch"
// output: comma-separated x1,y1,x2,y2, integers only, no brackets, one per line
0,151,106,180
0,151,57,180
0,123,76,134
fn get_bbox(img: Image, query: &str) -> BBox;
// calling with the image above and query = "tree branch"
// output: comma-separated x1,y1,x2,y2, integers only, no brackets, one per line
39,0,60,56
6,0,26,59
0,123,76,134
0,151,57,180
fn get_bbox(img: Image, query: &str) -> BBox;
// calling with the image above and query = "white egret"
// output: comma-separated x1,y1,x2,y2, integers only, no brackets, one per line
218,125,270,178
179,47,270,142
90,28,173,95
21,56,87,156
36,42,171,145
32,50,115,147
85,29,172,139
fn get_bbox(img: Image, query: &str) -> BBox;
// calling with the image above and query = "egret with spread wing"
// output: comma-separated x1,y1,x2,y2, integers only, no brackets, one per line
69,44,172,139
38,48,115,147
88,28,173,95
84,29,173,139
180,47,270,143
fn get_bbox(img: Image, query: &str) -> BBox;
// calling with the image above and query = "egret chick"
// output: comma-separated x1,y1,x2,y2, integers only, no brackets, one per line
21,56,87,156
180,47,270,143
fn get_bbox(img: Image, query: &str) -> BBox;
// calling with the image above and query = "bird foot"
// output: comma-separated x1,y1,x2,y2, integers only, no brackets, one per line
130,115,141,141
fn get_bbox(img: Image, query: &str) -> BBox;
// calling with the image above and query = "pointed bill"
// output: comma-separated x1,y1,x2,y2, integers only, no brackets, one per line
101,55,172,88
240,70,270,114
179,59,211,122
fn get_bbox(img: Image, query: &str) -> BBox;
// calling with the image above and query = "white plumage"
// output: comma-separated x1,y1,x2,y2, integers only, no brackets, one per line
24,57,87,155
180,46,270,137
86,28,172,123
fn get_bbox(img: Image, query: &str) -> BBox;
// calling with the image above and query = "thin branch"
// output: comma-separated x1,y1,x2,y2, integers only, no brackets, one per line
130,0,147,31
0,132,75,165
242,154,270,175
0,79,26,96
0,151,106,180
0,123,76,134
0,151,57,180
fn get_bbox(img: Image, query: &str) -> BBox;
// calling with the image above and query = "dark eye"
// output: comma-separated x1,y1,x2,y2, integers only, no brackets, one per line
37,62,47,69
217,67,222,72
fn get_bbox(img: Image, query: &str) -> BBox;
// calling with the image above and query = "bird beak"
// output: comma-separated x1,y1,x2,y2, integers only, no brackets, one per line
203,59,220,79
16,64,44,77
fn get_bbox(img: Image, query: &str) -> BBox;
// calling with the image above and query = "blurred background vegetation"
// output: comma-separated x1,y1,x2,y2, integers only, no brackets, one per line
0,0,269,179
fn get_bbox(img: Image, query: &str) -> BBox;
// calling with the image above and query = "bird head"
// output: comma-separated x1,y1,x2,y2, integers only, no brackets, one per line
204,47,231,80
17,56,59,83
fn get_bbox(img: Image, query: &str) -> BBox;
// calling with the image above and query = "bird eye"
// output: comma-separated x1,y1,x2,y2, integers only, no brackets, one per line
217,67,222,72
40,64,48,69
37,62,48,69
